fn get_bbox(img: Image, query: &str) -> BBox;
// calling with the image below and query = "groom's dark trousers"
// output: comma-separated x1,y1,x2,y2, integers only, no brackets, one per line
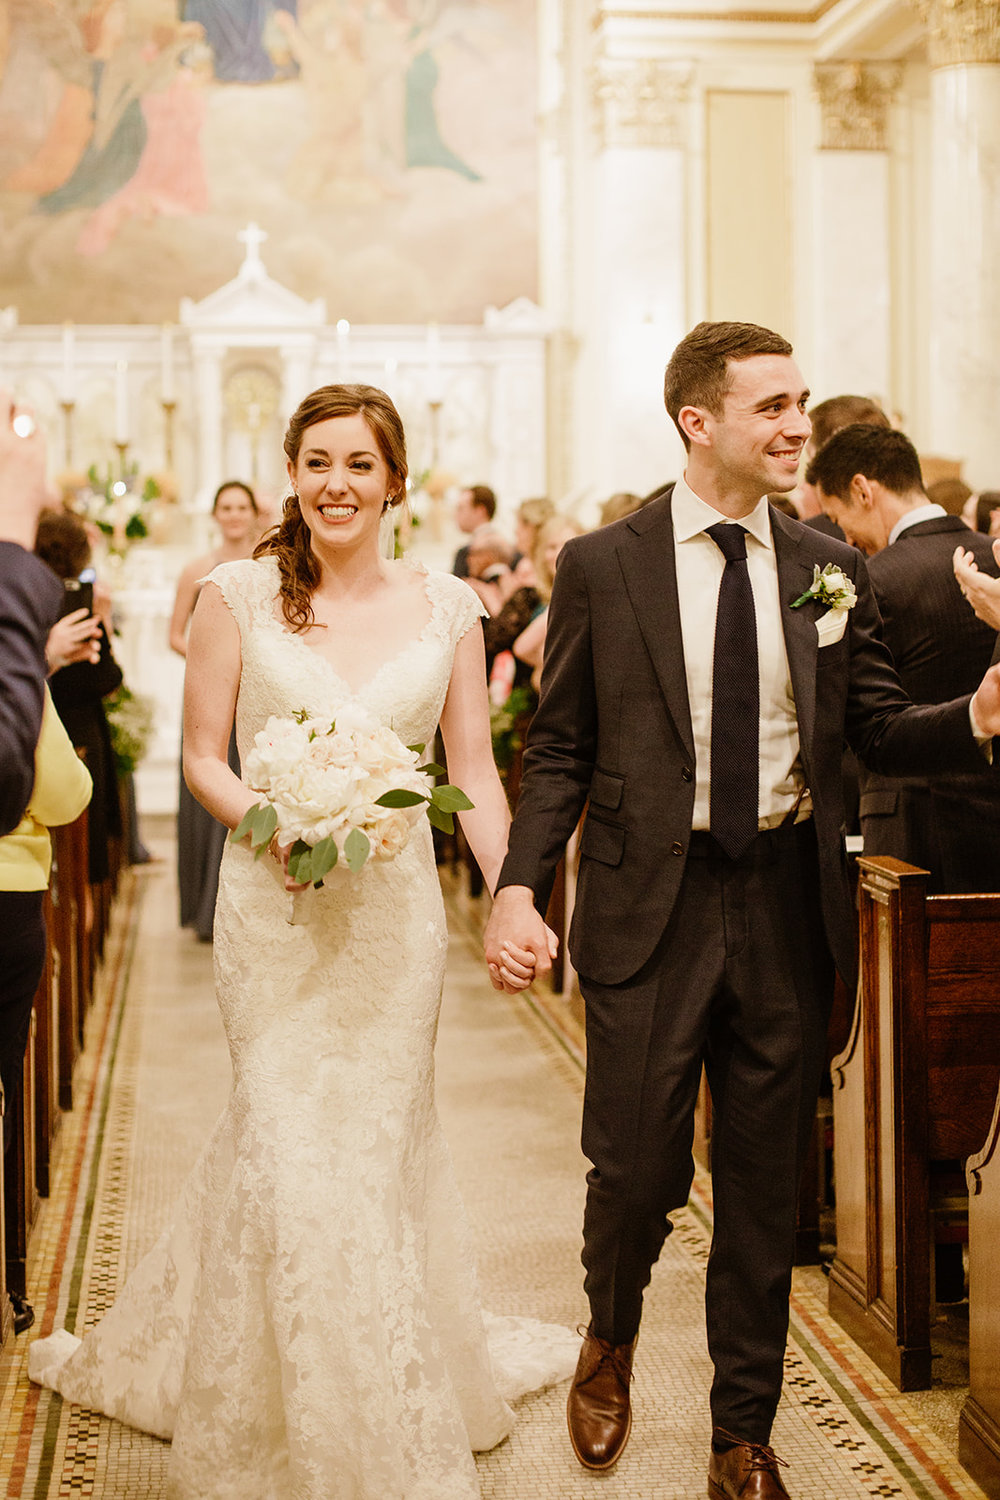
497,493,995,1444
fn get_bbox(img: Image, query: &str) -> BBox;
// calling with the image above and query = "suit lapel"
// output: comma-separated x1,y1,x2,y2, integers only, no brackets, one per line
771,509,824,753
616,496,695,762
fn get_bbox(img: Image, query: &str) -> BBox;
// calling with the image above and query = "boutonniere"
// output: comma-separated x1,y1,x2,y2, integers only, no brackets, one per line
790,563,858,613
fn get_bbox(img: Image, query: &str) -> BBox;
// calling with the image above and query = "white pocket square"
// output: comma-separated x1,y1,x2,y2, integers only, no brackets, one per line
816,609,848,647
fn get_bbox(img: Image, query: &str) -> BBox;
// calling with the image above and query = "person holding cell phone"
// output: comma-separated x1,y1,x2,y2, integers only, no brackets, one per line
34,509,124,886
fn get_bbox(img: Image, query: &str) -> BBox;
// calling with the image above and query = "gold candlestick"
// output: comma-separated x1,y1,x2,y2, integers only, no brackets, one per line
60,399,75,469
162,398,177,470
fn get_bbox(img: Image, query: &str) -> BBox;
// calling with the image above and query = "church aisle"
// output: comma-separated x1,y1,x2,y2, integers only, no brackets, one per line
0,836,986,1500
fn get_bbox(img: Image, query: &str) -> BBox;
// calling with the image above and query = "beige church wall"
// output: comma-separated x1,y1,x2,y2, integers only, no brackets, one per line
705,89,794,339
0,0,538,326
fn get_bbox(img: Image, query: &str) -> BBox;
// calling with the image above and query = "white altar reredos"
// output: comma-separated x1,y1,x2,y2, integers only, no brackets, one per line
1,229,550,815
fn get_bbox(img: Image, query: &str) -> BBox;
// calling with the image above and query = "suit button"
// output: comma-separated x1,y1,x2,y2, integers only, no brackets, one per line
671,841,684,856
681,767,693,782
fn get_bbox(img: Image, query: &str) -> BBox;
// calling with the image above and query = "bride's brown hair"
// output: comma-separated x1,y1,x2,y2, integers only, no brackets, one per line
254,383,409,632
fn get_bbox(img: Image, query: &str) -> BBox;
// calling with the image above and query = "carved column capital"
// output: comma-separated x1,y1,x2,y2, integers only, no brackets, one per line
912,0,1000,66
814,62,903,151
591,57,692,150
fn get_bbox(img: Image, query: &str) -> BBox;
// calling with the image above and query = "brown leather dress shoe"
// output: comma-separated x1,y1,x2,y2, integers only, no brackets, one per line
708,1432,791,1498
566,1325,635,1471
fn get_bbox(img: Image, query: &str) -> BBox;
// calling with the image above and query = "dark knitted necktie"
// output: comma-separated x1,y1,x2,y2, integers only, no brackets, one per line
706,522,759,859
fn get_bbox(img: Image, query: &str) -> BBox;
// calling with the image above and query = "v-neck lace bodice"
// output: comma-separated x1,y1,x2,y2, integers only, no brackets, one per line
212,556,483,756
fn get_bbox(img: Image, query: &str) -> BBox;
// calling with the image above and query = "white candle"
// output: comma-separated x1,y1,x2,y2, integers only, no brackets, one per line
114,359,129,445
160,324,175,403
336,318,351,381
61,323,75,401
426,322,443,403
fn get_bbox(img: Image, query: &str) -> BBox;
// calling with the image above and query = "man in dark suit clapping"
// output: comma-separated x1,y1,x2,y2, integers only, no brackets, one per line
808,423,1000,892
484,321,1000,1498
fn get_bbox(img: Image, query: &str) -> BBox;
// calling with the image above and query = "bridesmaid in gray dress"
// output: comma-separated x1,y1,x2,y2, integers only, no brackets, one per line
168,481,259,940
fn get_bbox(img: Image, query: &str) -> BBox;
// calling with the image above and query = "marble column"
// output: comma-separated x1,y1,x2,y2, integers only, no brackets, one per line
189,341,225,512
812,63,901,405
918,0,1000,486
584,54,692,501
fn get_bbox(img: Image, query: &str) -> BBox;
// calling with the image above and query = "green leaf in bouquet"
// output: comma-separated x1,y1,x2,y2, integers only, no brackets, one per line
344,827,370,872
287,841,313,885
309,837,339,884
418,762,446,778
430,784,475,813
293,707,310,724
407,743,425,756
426,802,455,834
374,788,428,808
230,802,278,857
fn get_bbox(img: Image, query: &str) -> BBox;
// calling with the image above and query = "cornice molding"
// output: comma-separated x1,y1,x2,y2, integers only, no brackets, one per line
591,56,694,148
911,0,1000,65
593,2,841,24
814,60,903,148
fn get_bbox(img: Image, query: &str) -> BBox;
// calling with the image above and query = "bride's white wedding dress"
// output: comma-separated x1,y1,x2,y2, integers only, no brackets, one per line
30,558,579,1500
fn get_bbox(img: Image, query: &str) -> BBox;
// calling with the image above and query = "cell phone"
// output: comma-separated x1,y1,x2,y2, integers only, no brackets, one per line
59,578,94,619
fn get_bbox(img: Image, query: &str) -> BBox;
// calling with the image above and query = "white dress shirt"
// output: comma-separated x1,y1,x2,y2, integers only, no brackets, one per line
671,474,808,831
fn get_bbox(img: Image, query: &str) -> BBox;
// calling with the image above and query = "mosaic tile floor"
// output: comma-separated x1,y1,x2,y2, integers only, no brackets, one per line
0,837,988,1498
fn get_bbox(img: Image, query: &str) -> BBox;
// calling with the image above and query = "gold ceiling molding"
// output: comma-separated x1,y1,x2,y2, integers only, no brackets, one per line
593,1,842,25
814,61,903,149
591,56,694,148
911,0,1000,65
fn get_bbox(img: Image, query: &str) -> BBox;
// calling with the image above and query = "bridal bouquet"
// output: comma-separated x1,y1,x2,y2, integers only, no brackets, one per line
229,705,472,886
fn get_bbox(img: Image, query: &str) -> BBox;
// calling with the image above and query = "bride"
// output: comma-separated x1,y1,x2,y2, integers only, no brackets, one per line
30,384,573,1499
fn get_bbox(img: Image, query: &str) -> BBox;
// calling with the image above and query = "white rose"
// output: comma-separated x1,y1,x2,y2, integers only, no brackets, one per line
372,810,412,860
245,717,311,789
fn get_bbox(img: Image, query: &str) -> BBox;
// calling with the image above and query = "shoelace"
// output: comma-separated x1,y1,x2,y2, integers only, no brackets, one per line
577,1325,635,1386
714,1430,789,1474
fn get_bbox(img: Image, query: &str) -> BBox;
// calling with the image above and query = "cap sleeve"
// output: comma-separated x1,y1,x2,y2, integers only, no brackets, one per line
203,558,278,639
424,570,488,649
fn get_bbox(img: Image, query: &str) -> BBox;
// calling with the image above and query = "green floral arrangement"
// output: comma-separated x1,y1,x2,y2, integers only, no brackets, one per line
489,685,535,773
80,463,161,554
105,684,155,777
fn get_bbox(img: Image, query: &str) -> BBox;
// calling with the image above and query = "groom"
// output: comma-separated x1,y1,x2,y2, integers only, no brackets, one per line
484,321,1000,1498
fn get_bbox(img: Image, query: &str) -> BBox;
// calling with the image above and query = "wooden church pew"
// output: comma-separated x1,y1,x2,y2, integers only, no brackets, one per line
828,855,1000,1389
960,1082,1000,1498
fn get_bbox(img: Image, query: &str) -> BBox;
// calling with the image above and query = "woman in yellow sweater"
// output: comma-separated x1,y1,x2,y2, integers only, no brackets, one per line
1,688,91,1331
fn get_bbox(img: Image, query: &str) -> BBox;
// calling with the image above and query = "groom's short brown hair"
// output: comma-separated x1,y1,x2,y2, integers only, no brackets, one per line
664,321,793,449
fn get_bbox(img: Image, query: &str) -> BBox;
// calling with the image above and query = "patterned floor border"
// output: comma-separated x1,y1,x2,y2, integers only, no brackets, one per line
1,875,145,1499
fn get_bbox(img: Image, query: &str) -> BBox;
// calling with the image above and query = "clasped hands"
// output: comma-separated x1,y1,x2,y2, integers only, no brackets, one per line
483,885,559,994
954,540,1000,738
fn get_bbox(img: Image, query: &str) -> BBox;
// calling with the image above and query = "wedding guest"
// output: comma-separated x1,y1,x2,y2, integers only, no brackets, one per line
0,689,91,1333
35,510,123,887
169,480,259,941
797,394,890,538
0,394,63,836
513,516,585,683
808,423,1000,892
599,491,646,527
452,482,496,577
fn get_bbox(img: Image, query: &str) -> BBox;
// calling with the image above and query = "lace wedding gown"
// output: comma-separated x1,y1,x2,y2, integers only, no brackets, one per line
30,558,579,1500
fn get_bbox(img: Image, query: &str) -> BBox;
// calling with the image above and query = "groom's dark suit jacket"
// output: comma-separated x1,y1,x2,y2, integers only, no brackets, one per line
498,493,993,990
